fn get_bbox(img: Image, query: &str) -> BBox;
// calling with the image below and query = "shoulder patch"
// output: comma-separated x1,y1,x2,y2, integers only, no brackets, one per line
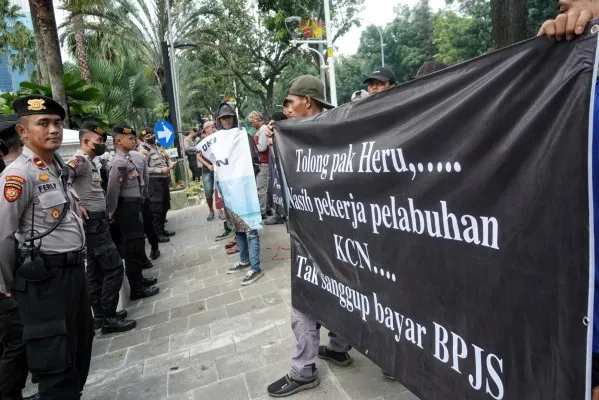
4,183,22,202
4,175,26,185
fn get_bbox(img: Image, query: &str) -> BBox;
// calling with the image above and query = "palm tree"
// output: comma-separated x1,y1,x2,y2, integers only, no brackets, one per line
0,0,36,82
60,0,107,82
29,0,69,127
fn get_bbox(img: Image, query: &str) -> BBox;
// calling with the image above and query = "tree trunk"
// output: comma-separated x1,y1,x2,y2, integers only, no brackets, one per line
29,0,69,128
28,3,49,83
490,0,529,49
73,13,90,82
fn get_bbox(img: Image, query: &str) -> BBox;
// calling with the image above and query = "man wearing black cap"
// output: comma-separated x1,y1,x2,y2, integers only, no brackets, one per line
67,122,137,334
0,95,93,399
363,66,398,95
266,76,353,398
138,127,176,241
106,125,159,301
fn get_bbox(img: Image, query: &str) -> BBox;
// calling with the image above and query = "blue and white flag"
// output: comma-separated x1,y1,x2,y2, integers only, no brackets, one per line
197,128,262,230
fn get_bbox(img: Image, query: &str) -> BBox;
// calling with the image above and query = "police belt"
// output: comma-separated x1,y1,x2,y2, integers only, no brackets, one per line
118,197,144,203
86,210,107,220
40,250,86,267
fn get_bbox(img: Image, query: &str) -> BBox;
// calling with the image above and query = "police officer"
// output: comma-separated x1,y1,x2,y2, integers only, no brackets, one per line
106,125,159,300
66,122,137,334
0,114,22,173
0,115,39,400
0,95,93,399
138,128,175,240
131,134,163,259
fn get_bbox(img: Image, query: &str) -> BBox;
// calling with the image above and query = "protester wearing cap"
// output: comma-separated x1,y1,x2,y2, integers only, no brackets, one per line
364,66,398,95
196,120,221,221
0,114,21,173
106,124,160,301
137,127,176,240
283,75,334,118
0,95,93,399
67,121,137,335
267,77,354,398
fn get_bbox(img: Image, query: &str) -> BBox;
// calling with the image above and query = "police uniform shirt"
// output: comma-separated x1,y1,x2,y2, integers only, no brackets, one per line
130,150,149,198
105,150,144,218
138,143,167,177
0,146,85,293
67,150,106,213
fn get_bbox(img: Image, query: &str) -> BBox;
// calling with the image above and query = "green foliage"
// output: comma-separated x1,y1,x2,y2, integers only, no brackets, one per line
433,10,493,65
185,179,203,197
0,0,36,78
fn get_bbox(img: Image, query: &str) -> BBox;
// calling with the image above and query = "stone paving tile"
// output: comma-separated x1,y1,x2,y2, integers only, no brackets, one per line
191,375,249,400
188,306,228,328
225,296,266,318
170,299,206,319
205,290,242,309
215,347,267,380
73,204,419,400
167,360,219,396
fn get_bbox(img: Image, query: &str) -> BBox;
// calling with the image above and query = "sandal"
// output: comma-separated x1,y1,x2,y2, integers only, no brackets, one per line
226,245,239,255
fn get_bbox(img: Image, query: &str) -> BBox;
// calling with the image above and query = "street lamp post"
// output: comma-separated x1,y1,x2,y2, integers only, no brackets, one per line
356,18,384,67
300,44,328,102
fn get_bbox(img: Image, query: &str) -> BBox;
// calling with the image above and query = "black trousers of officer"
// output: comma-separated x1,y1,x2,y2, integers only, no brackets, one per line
115,197,146,292
85,212,124,318
0,295,28,400
13,253,93,400
142,198,159,250
148,178,166,235
162,178,171,222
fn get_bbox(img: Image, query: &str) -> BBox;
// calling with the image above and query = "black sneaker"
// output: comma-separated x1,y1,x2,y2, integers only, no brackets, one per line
163,230,176,237
94,310,128,329
241,269,264,286
157,235,170,243
150,248,160,260
267,374,320,397
227,261,250,274
214,229,234,241
130,286,159,300
264,216,284,225
142,258,154,269
317,346,353,367
142,276,158,287
101,316,137,334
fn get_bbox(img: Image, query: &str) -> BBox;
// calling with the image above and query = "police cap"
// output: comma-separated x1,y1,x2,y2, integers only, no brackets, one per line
80,121,107,142
112,124,136,138
12,95,66,120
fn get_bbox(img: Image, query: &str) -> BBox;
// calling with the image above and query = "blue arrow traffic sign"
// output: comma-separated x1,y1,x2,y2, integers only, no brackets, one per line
154,119,175,148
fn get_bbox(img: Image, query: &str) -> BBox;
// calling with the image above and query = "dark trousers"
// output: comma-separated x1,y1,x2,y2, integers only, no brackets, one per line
187,154,202,181
0,296,28,400
13,261,93,400
85,214,124,318
149,179,166,235
115,199,146,292
143,199,159,250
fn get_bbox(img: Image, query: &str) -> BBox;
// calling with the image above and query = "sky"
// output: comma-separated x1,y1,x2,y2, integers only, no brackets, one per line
11,0,448,61
335,0,447,56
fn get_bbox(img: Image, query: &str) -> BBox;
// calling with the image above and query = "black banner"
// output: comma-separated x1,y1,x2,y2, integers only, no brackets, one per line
274,31,598,400
267,146,287,217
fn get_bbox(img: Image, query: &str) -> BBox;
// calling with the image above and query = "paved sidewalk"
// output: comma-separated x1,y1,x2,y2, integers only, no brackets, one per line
45,204,418,399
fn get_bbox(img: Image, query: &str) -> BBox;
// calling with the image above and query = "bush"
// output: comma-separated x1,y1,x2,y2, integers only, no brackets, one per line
185,180,203,197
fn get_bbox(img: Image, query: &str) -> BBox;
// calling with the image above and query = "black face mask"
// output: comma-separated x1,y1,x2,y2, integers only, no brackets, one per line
92,143,106,156
146,137,156,144
0,158,5,174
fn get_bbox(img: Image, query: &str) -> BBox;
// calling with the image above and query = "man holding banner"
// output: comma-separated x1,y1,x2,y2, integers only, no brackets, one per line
199,103,265,286
266,76,358,398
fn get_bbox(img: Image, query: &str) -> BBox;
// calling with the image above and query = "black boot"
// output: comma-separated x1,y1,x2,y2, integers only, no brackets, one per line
150,248,160,260
130,286,160,300
157,235,170,243
141,257,154,269
94,310,128,329
143,276,158,286
162,230,176,237
101,316,137,334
